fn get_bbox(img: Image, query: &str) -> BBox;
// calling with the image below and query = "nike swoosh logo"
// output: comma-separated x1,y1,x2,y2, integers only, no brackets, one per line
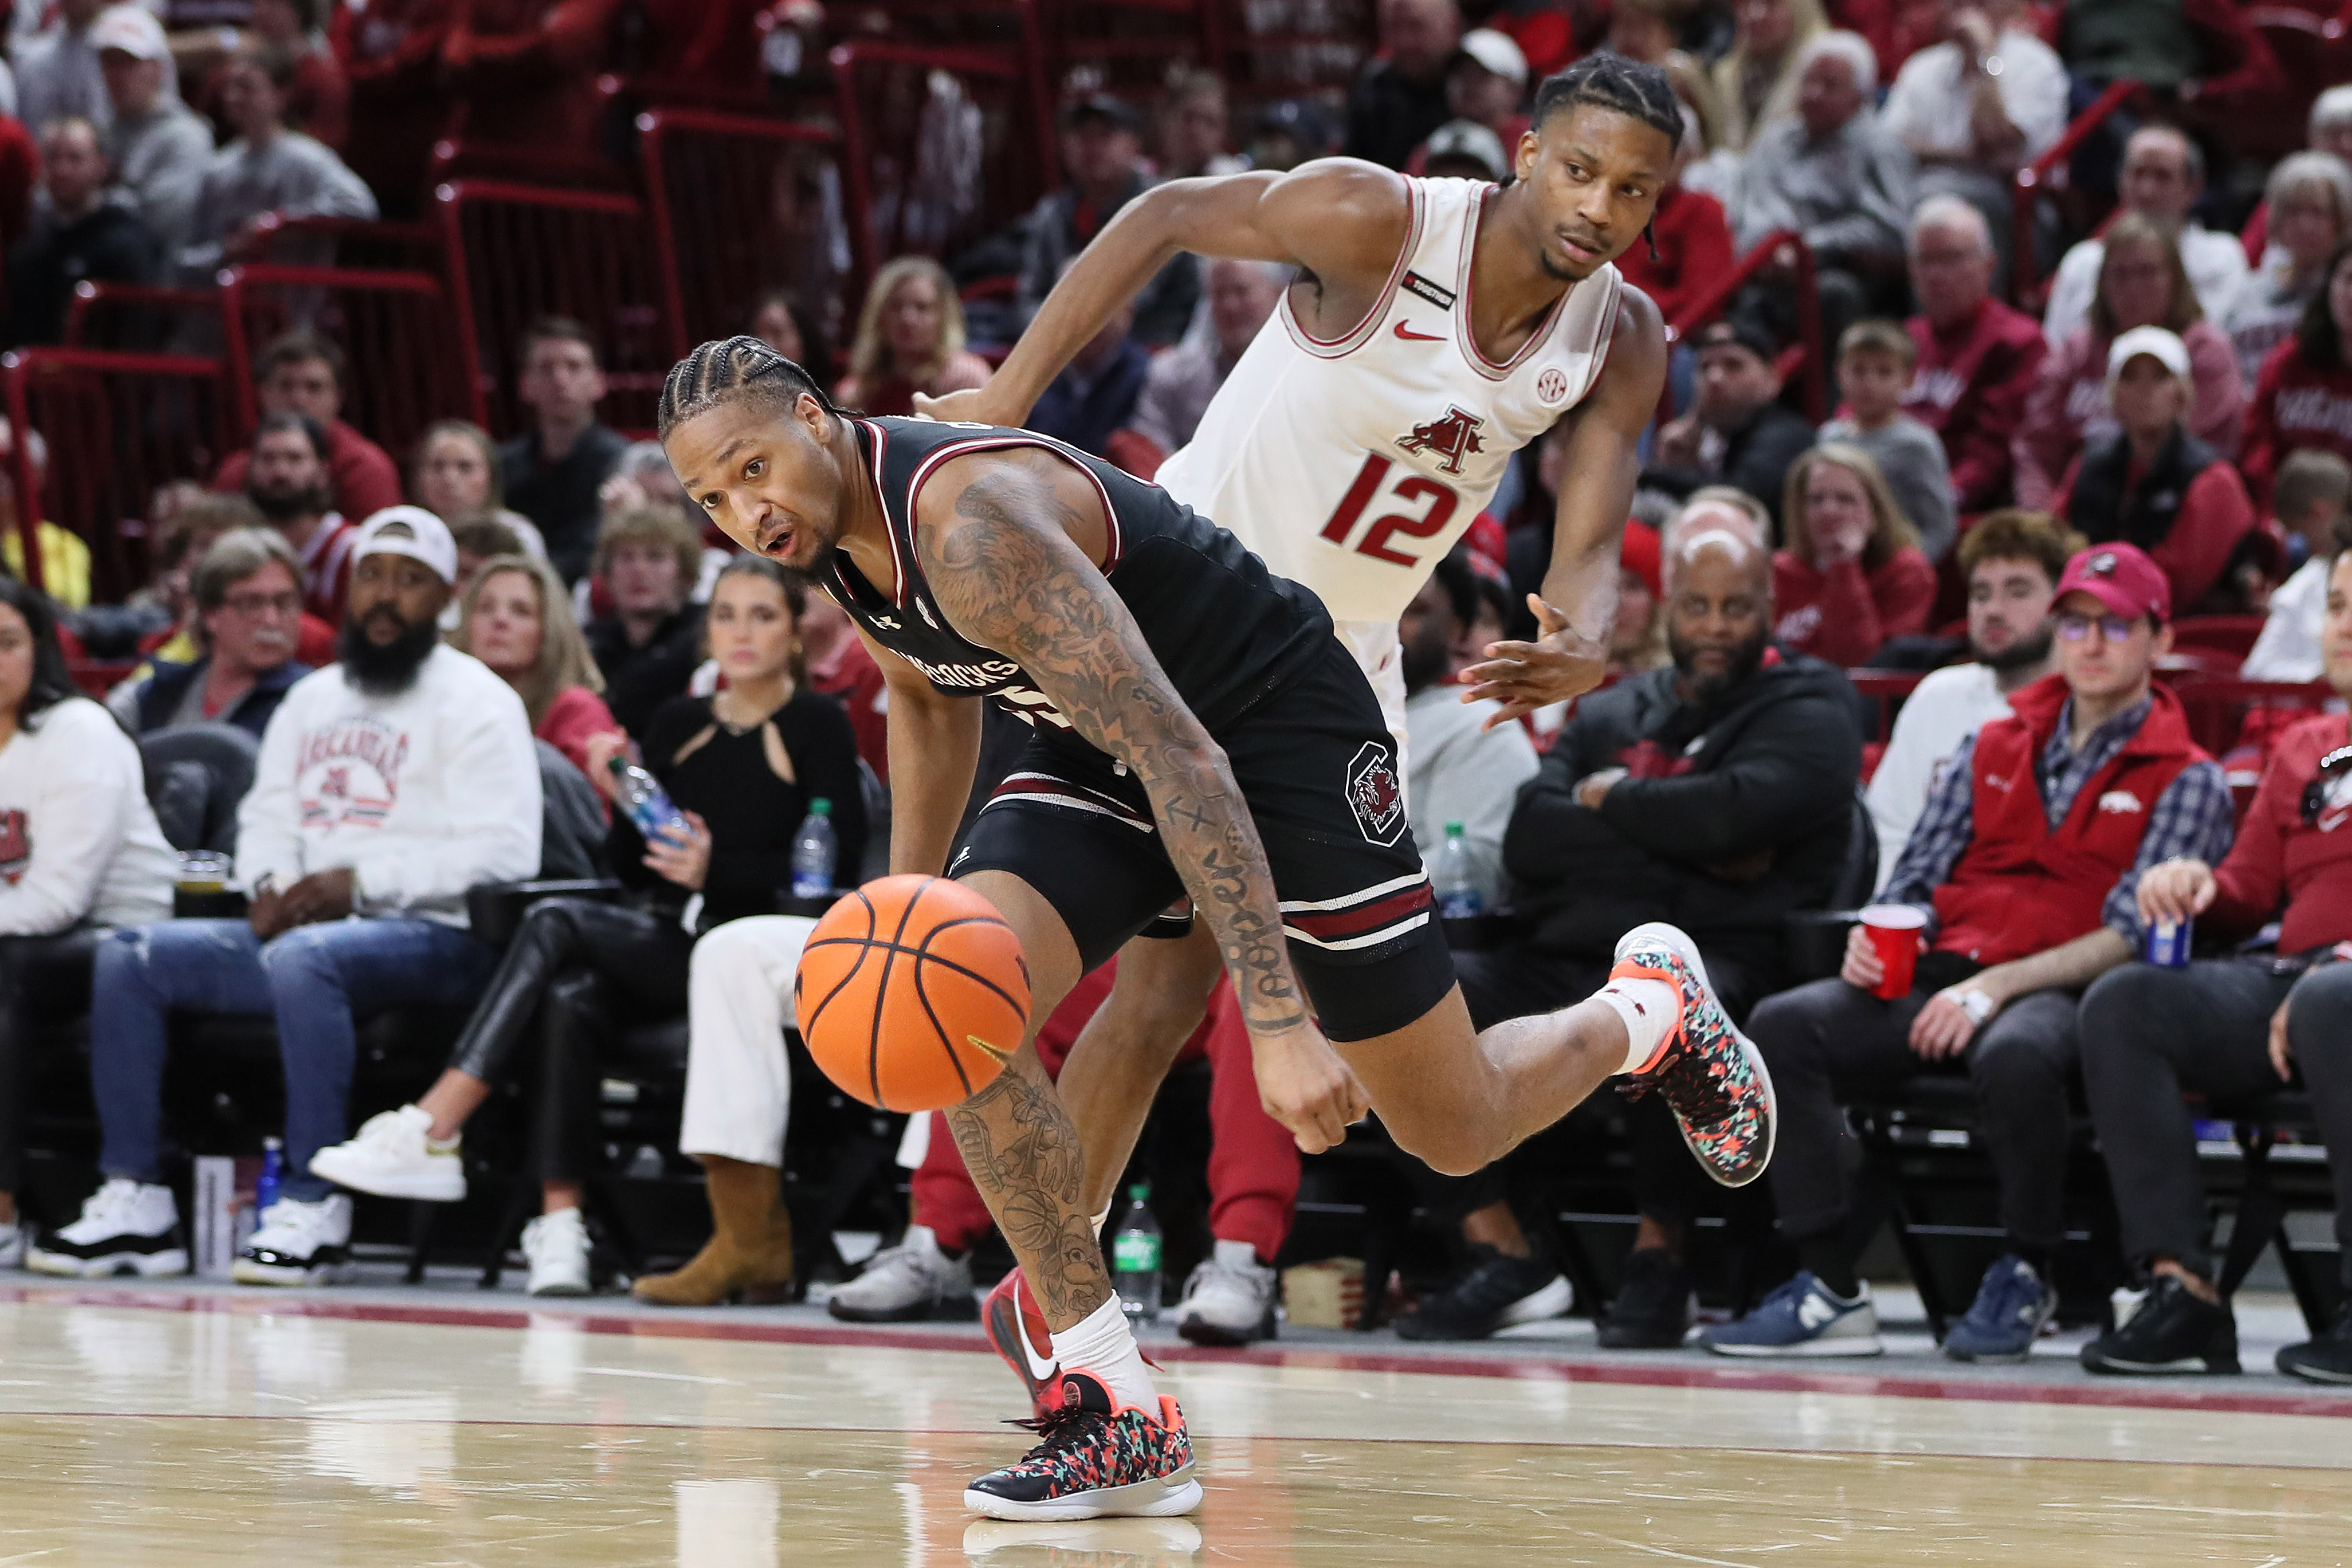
1392,321,1445,342
1009,1300,1058,1381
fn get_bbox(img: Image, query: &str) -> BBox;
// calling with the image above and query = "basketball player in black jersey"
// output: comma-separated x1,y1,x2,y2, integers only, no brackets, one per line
660,337,1772,1521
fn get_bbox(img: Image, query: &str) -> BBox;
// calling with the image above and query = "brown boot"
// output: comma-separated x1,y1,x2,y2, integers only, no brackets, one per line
631,1157,795,1306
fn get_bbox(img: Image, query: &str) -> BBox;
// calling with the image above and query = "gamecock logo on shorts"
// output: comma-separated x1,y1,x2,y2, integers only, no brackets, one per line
1345,741,1407,846
1397,406,1486,476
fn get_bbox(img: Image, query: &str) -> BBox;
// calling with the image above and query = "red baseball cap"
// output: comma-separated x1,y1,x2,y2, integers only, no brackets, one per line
1619,521,1661,598
2055,541,2170,627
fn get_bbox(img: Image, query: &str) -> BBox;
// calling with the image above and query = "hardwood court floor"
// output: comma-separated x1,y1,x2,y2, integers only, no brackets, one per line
1,1282,2347,1566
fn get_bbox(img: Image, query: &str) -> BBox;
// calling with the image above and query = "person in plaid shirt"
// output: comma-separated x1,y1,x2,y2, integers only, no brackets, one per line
1700,541,2234,1363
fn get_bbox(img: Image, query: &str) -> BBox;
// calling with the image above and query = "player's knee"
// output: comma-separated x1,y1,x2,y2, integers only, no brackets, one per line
1386,1119,1500,1179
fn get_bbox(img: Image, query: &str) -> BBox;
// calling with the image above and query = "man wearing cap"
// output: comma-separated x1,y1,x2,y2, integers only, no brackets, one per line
91,5,212,253
1402,26,1529,175
1702,541,2233,1362
34,507,542,1288
1018,93,1198,348
1343,0,1463,171
1647,319,1820,528
2054,325,2264,615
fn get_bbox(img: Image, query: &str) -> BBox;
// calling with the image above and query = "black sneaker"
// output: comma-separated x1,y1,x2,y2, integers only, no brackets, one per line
1393,1246,1571,1341
2080,1275,2240,1375
1596,1247,1694,1349
2276,1298,2352,1386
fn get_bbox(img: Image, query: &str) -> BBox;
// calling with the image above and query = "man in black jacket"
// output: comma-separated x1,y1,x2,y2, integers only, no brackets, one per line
1392,523,1862,1343
4,117,160,347
1645,320,1820,528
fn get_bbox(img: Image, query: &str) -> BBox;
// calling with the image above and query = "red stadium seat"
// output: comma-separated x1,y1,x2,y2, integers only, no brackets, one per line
61,282,223,354
2170,615,2269,663
0,346,232,600
431,179,677,438
246,214,449,276
2174,678,2336,760
1848,670,1925,745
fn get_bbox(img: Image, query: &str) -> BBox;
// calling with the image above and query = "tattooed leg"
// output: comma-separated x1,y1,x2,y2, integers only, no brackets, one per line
943,869,1111,1330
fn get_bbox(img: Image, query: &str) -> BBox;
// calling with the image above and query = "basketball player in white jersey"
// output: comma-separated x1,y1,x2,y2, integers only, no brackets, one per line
915,55,1708,1394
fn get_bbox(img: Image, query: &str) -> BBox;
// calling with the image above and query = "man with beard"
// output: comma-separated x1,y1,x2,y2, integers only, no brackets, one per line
1391,523,1863,1342
36,509,541,1287
1868,510,2078,887
243,412,358,626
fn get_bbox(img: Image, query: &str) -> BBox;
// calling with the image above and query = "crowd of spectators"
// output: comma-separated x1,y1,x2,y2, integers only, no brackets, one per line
0,0,2343,1384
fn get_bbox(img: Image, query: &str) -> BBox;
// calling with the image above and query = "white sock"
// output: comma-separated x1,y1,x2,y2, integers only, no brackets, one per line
1594,978,1680,1074
1050,1295,1158,1412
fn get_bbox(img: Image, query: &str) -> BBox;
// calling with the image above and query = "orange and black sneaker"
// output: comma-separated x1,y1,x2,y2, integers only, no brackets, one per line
963,1370,1203,1522
982,1268,1062,1416
1610,921,1776,1188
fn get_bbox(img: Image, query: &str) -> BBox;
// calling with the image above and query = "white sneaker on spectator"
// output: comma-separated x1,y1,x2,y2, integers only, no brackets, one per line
1176,1239,1279,1346
0,1220,21,1269
232,1194,353,1286
523,1207,592,1298
826,1224,976,1322
26,1180,186,1277
309,1105,466,1202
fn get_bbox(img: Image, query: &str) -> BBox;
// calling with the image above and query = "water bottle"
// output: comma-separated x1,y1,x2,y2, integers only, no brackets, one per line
1434,821,1483,919
607,757,689,843
256,1137,283,1216
792,798,837,900
1110,1182,1162,1324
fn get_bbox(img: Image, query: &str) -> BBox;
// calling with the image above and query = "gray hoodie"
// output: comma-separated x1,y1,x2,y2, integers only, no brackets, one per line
108,97,212,254
179,130,378,277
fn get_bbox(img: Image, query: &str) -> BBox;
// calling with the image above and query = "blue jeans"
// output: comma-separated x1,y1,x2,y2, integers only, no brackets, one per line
91,918,495,1200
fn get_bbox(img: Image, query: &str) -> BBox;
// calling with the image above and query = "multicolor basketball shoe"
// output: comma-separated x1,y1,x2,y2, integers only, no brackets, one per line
963,1370,1203,1522
1608,921,1776,1187
982,1268,1062,1416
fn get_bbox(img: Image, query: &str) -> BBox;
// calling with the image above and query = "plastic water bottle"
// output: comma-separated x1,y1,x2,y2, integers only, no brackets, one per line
256,1137,283,1215
792,798,837,900
1434,821,1483,919
1110,1182,1162,1324
607,757,689,843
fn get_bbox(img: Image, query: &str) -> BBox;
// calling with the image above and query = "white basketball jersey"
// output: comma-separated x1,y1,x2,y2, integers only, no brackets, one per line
1156,176,1623,626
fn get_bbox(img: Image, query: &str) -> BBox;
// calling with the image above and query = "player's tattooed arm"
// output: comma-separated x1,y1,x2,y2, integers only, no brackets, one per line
915,450,1370,1152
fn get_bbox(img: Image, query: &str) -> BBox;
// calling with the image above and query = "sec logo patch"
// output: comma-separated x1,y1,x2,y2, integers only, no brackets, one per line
1536,367,1570,404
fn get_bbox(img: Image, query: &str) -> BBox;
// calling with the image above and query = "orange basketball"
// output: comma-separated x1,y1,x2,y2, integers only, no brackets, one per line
795,874,1031,1112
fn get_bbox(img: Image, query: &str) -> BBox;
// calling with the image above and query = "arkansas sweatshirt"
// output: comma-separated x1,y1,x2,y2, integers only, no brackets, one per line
0,697,175,935
237,643,542,926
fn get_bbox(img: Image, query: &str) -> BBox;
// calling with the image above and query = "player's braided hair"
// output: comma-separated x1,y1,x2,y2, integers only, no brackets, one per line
657,335,841,439
1528,54,1682,262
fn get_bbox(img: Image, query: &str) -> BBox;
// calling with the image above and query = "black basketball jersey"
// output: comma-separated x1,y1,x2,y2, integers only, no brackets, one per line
823,417,1333,736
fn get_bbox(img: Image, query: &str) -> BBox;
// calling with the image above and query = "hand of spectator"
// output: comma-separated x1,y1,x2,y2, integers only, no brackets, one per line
1952,7,1996,65
1249,1018,1371,1155
248,880,291,941
1652,415,1704,467
1910,986,1989,1059
2136,858,2216,926
1815,516,1872,568
1840,921,1886,991
912,386,1027,427
223,213,272,263
1458,595,1608,727
1574,768,1627,811
2268,995,2294,1082
582,729,633,802
278,868,357,927
643,810,712,890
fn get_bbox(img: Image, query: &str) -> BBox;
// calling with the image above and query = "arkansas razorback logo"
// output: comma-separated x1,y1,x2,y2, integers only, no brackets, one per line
1397,406,1486,477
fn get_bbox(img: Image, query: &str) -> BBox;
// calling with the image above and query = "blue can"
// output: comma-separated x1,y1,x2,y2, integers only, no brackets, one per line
2145,917,2192,968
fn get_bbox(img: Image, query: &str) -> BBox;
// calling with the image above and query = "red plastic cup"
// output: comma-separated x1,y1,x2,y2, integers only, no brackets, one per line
1857,904,1928,1000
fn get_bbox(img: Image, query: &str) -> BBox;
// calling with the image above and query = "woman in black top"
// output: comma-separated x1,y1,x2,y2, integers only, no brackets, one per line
302,558,867,1296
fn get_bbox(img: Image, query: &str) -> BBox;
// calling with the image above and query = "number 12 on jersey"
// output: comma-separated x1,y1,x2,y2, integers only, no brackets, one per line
1319,454,1460,568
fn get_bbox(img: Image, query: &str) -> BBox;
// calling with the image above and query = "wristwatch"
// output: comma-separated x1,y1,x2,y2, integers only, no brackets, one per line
1947,987,1996,1026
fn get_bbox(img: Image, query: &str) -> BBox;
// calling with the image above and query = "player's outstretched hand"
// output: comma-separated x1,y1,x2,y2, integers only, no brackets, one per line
1251,1019,1372,1154
911,386,1022,427
1457,594,1608,729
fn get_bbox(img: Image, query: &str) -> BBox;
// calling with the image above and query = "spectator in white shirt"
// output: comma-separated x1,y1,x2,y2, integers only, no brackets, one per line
1400,549,1539,908
0,575,175,1269
30,509,540,1288
1122,258,1287,465
2242,450,2352,682
2043,126,2249,350
1878,0,2065,279
1866,508,2075,886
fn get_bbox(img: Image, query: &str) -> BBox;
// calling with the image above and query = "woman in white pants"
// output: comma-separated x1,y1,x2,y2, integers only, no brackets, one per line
633,913,821,1304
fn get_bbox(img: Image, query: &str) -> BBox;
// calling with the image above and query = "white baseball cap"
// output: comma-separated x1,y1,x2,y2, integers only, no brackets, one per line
2105,325,2191,387
89,5,168,60
353,505,459,584
1455,28,1529,87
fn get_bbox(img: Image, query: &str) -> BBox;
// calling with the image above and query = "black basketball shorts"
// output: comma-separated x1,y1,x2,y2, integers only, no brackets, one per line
948,637,1459,1043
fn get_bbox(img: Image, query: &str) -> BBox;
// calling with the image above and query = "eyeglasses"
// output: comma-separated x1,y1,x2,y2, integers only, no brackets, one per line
2300,745,2352,825
219,590,301,618
2055,611,2140,642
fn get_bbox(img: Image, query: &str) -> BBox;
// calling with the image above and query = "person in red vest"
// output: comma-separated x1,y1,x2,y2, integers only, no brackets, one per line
2075,543,2352,1384
1700,541,2234,1361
